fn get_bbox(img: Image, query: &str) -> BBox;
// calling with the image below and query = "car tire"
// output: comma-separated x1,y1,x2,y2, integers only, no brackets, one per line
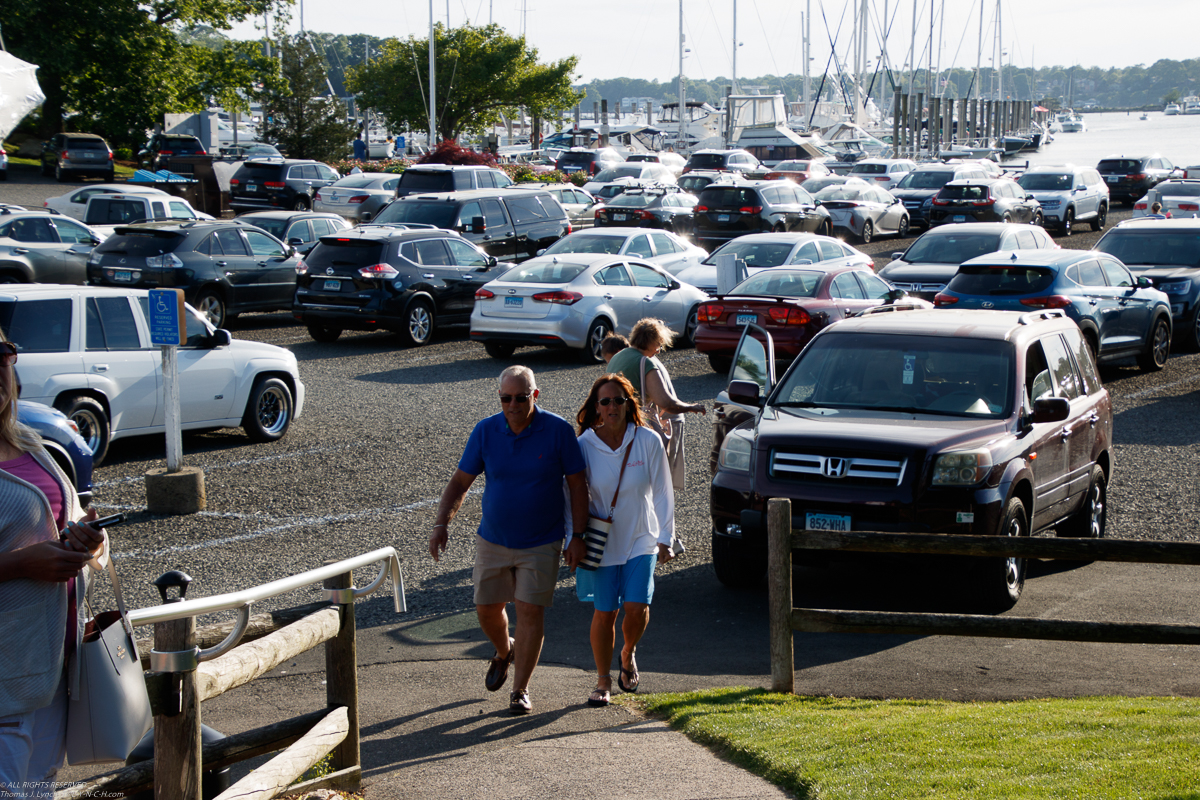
857,220,874,244
55,163,68,183
194,290,228,329
242,376,294,442
1033,210,1044,227
1182,304,1200,354
1091,203,1107,231
293,195,311,211
0,169,7,182
400,299,434,347
974,496,1027,611
104,170,115,183
306,323,343,343
684,305,700,347
773,223,786,233
0,272,26,284
1061,207,1074,236
41,160,52,177
484,341,517,359
896,215,910,238
1059,466,1107,539
56,395,110,466
821,220,833,238
712,530,766,589
1001,213,1012,224
707,354,733,375
1137,316,1171,372
581,318,611,363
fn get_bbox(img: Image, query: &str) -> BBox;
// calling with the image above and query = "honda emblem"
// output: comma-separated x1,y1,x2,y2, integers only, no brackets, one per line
821,457,849,479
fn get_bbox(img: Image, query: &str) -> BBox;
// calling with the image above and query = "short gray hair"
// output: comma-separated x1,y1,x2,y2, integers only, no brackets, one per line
498,365,537,392
629,318,675,352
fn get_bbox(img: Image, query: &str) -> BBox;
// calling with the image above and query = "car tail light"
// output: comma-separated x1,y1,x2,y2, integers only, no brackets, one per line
295,261,307,275
874,176,890,181
108,152,114,161
594,208,605,219
932,197,948,205
158,150,173,156
61,150,70,159
475,288,495,299
695,205,708,212
566,221,573,234
264,181,286,189
1128,173,1146,182
197,149,207,156
532,290,583,305
933,293,958,306
1134,201,1148,210
971,197,995,207
738,206,764,214
348,195,369,204
359,263,399,279
1020,295,1072,309
1179,203,1199,212
230,178,240,186
697,303,723,322
145,253,184,269
767,306,811,326
764,172,781,180
636,210,654,220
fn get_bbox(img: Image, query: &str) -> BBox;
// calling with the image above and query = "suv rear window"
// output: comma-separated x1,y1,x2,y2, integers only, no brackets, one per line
85,199,156,225
851,163,887,175
396,171,457,192
95,230,187,257
558,152,597,166
699,187,759,207
371,201,457,228
0,299,72,353
68,138,107,150
505,195,556,223
1093,230,1200,267
687,154,728,169
945,265,1056,295
305,239,388,270
938,184,991,201
1098,159,1142,173
607,194,652,208
235,162,285,180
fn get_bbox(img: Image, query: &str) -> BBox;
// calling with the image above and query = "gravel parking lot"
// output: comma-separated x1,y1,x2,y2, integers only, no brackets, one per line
7,165,1199,633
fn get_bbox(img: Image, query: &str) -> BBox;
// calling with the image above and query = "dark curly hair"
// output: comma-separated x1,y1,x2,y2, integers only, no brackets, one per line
576,373,645,435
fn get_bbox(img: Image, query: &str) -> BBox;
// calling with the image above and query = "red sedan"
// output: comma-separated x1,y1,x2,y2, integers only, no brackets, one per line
694,265,929,373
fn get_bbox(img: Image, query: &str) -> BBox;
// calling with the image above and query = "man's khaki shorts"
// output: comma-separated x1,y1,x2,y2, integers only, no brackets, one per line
473,535,562,607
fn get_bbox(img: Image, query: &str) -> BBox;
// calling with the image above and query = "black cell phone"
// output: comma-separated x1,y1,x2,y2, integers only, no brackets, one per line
61,514,124,537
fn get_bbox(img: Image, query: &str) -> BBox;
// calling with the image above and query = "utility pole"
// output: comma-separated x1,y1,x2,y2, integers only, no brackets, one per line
731,0,738,95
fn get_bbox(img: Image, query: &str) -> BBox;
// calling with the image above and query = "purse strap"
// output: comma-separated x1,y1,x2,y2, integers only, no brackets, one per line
606,438,637,521
82,550,134,640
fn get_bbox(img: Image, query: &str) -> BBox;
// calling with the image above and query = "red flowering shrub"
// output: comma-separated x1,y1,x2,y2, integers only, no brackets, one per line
417,140,498,166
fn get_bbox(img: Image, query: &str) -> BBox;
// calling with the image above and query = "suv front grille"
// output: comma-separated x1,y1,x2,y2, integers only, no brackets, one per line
890,281,945,295
770,450,907,485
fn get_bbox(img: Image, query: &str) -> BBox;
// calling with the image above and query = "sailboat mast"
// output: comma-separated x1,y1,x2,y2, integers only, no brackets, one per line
976,0,983,102
732,0,738,95
428,0,436,145
802,0,811,112
997,0,1003,103
678,0,685,150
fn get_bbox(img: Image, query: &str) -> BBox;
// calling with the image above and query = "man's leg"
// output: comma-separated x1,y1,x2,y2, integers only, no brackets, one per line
511,600,545,692
476,602,512,658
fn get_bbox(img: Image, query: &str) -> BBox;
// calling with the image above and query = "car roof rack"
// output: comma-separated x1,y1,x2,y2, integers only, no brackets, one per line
0,205,62,216
1017,309,1068,325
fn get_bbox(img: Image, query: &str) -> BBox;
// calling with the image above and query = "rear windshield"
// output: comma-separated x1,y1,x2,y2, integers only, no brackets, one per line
678,175,714,193
731,270,822,298
164,138,203,152
242,218,287,240
371,201,457,229
901,232,1004,264
699,187,760,207
606,194,653,208
558,152,597,165
95,229,186,256
235,162,285,180
332,175,387,189
1157,183,1200,197
896,170,955,190
850,163,887,175
396,171,454,192
543,235,625,255
496,261,587,284
945,265,1056,295
687,154,728,169
304,239,387,269
85,199,154,225
702,240,796,268
1093,230,1200,267
67,138,107,150
774,161,814,171
816,186,869,202
1098,159,1142,173
938,184,991,201
1017,173,1073,191
593,166,645,182
0,298,73,353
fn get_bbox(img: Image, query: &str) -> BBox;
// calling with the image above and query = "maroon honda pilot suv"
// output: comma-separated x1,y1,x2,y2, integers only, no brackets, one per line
709,308,1113,609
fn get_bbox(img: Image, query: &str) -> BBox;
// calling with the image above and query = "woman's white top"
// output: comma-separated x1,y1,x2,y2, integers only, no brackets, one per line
570,423,674,567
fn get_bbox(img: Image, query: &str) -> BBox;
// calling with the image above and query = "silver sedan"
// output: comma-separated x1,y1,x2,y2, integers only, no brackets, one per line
537,227,707,274
469,253,709,362
814,183,910,243
313,172,400,223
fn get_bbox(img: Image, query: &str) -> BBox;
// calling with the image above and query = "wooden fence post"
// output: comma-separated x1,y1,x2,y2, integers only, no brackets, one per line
768,498,795,694
153,616,201,800
324,566,360,787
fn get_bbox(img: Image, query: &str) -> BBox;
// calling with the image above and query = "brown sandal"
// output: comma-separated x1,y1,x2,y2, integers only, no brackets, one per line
618,655,639,693
485,637,515,692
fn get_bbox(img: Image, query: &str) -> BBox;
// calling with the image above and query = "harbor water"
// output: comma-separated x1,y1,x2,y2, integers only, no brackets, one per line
1005,111,1200,171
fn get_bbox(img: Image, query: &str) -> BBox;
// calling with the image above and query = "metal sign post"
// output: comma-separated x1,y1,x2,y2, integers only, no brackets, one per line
149,289,186,473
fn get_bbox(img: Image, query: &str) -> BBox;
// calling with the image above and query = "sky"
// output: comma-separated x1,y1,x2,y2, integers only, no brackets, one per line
227,0,1197,86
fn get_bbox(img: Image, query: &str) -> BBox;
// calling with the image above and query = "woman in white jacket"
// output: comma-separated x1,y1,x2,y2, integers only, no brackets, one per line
569,374,674,707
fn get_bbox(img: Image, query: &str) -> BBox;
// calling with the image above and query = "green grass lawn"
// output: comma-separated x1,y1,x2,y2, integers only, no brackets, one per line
637,688,1200,799
4,141,136,179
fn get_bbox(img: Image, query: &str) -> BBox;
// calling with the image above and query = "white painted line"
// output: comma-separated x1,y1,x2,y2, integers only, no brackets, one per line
93,445,351,488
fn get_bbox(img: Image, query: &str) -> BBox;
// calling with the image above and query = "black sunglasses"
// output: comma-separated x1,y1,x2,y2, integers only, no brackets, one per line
499,393,531,404
598,396,628,407
0,342,16,367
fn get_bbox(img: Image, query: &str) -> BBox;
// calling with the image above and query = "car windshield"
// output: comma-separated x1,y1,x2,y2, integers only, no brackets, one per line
371,201,456,228
701,240,796,268
816,186,870,202
543,235,626,255
606,194,653,208
901,232,1004,263
593,166,645,181
496,261,587,283
730,270,822,298
1157,183,1200,197
774,332,1014,418
1018,173,1072,191
946,265,1057,295
95,230,186,256
1093,230,1200,267
896,171,955,189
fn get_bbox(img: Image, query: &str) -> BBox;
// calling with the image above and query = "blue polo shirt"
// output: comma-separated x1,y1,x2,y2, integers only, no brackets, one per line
458,407,586,550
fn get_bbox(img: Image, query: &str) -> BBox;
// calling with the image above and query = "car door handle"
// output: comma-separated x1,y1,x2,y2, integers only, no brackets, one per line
216,260,228,267
1060,426,1072,440
1089,412,1100,426
1088,299,1099,306
13,248,28,254
603,293,615,300
257,261,269,267
92,364,108,372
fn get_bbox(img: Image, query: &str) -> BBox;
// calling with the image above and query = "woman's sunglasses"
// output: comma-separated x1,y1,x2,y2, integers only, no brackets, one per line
598,396,628,407
0,342,16,368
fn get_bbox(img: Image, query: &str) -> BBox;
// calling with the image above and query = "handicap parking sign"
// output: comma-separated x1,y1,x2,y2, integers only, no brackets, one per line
149,289,186,346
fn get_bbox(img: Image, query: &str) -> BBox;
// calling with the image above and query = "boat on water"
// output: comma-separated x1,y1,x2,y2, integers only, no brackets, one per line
1140,112,1149,121
658,101,725,152
1183,96,1200,115
1061,114,1086,133
1165,103,1181,116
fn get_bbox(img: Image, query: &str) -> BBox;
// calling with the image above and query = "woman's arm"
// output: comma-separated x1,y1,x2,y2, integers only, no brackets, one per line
641,431,676,555
0,541,94,583
644,369,706,416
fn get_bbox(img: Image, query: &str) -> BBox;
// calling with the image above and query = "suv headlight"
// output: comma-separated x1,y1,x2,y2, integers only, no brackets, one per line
1158,280,1190,295
931,450,993,486
718,430,754,473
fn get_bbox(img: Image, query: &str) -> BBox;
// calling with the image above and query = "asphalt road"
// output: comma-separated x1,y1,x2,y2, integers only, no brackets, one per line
8,164,1200,700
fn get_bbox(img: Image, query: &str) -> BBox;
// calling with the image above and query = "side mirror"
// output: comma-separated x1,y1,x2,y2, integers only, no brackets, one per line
668,280,681,290
359,212,373,223
1031,396,1070,424
1136,276,1152,288
536,248,547,256
727,379,763,407
210,329,232,348
885,288,908,302
486,255,498,268
1026,194,1037,201
90,237,102,246
284,246,296,258
471,215,487,234
287,237,304,248
891,252,904,260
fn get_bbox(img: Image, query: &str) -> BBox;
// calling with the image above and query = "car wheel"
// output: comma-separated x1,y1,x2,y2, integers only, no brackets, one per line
104,170,115,183
399,299,434,347
974,496,1027,611
684,305,700,347
1001,213,1012,224
1061,207,1074,236
1059,466,1107,539
1137,316,1170,372
306,323,342,343
194,291,228,329
242,377,294,442
1033,210,1044,227
0,169,7,182
1091,203,1107,232
484,341,517,359
56,395,110,466
293,195,311,211
1083,331,1100,364
858,220,874,244
55,163,68,182
821,220,833,238
0,272,26,284
712,530,766,589
896,215,910,238
707,354,733,375
1182,304,1200,354
41,159,52,177
581,318,611,363
773,223,786,233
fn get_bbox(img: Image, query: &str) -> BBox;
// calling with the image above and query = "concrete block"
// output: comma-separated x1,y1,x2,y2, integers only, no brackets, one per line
145,466,206,515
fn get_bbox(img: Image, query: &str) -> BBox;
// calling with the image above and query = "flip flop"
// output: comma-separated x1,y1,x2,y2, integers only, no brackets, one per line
618,657,639,693
587,686,611,707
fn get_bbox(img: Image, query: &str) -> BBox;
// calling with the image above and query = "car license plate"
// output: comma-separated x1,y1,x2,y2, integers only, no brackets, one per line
1105,175,1120,183
247,184,257,193
736,313,756,325
952,215,966,222
322,279,340,291
505,296,523,307
613,213,627,221
113,270,133,282
717,214,730,222
805,513,851,532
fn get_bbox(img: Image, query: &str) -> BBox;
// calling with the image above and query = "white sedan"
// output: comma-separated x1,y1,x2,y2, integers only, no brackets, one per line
674,232,874,294
535,227,707,275
42,184,170,221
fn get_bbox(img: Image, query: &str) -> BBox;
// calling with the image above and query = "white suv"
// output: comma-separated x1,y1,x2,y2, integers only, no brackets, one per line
848,158,918,191
1016,164,1109,236
1,285,305,464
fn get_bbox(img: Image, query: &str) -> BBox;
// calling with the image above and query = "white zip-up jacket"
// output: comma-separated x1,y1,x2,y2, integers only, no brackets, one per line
570,424,674,567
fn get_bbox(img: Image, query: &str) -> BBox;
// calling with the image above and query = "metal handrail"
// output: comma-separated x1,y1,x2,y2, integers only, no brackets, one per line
128,547,405,628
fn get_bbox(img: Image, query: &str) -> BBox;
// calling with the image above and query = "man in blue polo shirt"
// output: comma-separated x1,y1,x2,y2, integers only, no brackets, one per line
430,365,588,715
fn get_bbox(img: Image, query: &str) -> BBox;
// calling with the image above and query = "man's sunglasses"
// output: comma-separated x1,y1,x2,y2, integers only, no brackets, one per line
499,393,531,404
598,396,628,407
0,342,16,368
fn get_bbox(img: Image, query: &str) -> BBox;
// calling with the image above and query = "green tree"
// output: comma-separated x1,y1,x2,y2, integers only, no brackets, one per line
3,0,289,148
346,23,581,143
258,35,357,162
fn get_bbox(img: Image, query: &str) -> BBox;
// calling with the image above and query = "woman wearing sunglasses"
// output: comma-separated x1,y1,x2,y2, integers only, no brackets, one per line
569,374,675,708
0,332,107,798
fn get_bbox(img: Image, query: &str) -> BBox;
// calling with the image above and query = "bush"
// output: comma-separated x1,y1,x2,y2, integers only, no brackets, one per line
327,157,412,176
568,171,590,187
417,140,497,166
115,148,134,161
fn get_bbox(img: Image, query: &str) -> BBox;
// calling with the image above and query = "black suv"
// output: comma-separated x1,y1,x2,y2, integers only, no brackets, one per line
292,228,499,346
710,308,1112,610
229,159,341,212
86,220,300,328
1095,155,1182,205
393,165,513,197
41,133,114,182
693,180,832,250
367,188,569,263
138,133,208,172
889,163,990,230
555,148,626,177
928,178,1042,226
